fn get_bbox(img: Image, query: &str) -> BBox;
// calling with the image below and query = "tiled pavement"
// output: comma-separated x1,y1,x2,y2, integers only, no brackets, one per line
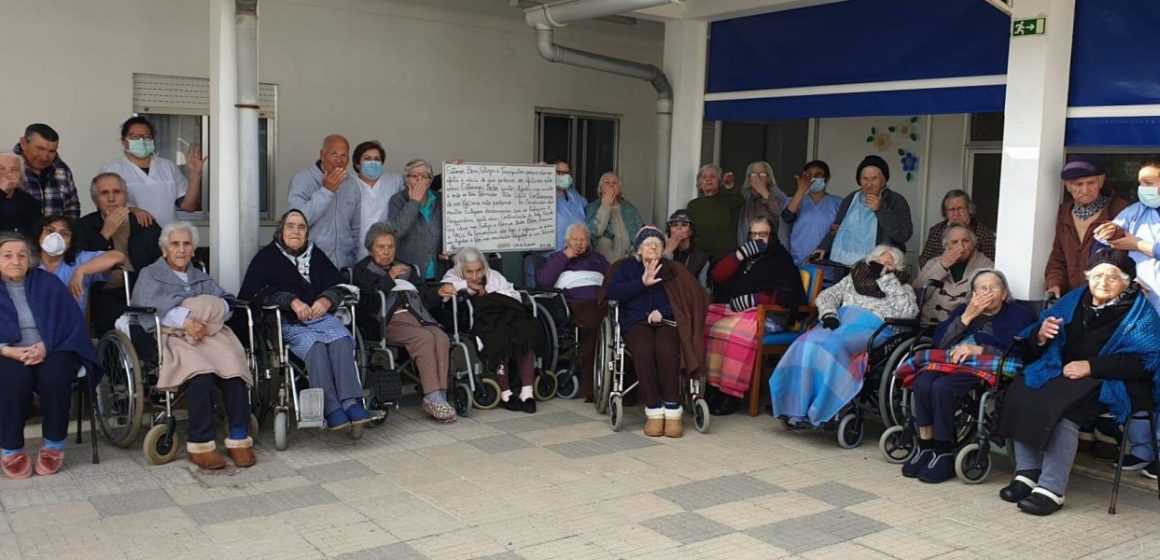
2,396,1159,560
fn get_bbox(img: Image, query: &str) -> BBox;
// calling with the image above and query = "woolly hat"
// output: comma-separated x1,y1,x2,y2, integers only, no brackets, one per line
856,155,891,184
633,225,666,249
1060,155,1106,181
1086,248,1136,281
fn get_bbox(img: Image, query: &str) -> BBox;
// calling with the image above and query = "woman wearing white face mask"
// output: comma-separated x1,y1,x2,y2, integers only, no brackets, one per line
782,160,842,265
1094,156,1160,476
35,216,126,313
350,141,403,261
99,116,205,229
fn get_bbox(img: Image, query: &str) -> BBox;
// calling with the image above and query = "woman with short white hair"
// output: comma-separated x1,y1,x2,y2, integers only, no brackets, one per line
388,159,443,278
442,248,540,413
769,244,918,426
585,172,644,262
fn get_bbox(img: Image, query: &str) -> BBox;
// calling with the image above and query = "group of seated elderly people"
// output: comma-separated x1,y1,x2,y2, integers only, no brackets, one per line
3,145,1160,522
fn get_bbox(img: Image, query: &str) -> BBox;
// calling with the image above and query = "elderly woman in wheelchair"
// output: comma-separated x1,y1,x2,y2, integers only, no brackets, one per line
890,269,1036,483
353,222,458,423
442,247,540,413
132,222,256,470
241,209,373,432
604,226,708,437
769,244,917,430
0,233,98,479
996,249,1160,516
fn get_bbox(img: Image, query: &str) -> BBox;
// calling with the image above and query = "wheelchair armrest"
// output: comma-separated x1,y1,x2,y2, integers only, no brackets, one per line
883,317,920,328
123,306,157,315
261,304,281,311
226,298,249,309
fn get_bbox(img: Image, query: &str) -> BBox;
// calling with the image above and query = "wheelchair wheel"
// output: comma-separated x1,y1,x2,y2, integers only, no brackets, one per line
878,425,917,464
556,369,580,400
473,377,501,410
878,340,918,426
534,302,559,375
273,410,289,451
368,395,389,427
837,412,864,449
143,423,179,465
955,442,992,484
609,395,624,432
693,397,711,434
453,383,473,417
534,370,558,401
594,319,613,414
95,330,145,449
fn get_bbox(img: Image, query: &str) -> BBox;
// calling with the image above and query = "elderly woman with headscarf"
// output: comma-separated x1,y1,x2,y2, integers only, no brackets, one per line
704,216,804,416
769,244,918,426
388,159,443,279
585,172,644,262
352,222,458,423
132,222,256,470
892,269,1036,483
913,223,994,325
813,156,913,266
240,209,373,430
603,226,708,437
686,164,744,262
536,222,610,402
735,161,789,248
996,250,1160,516
442,247,540,413
0,233,98,479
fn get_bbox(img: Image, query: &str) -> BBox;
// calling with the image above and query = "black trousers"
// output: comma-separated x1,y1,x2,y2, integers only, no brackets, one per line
185,374,250,444
0,352,79,450
623,324,681,408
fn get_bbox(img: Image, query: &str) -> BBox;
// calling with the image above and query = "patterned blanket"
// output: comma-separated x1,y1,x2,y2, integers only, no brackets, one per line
705,304,760,398
893,349,1022,389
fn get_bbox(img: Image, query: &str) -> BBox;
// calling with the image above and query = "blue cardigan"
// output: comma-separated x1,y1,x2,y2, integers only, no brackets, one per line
606,258,675,330
0,268,100,381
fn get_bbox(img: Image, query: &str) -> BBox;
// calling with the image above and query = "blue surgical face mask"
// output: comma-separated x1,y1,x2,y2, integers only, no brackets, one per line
556,173,573,189
809,178,827,193
126,138,155,159
1139,185,1160,209
361,161,383,180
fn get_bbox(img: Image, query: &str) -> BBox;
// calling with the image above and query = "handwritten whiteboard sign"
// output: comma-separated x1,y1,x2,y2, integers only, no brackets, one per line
441,162,556,253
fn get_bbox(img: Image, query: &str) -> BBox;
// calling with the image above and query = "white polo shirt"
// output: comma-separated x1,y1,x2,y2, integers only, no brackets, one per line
100,155,189,228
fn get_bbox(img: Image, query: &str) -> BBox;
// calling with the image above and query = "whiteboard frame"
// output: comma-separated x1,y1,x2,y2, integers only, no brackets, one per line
440,161,557,254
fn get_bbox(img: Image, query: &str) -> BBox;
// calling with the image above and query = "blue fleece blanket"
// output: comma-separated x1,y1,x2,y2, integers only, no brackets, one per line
0,269,100,382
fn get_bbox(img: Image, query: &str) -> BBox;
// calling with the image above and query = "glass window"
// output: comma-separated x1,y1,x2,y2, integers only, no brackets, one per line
970,112,1004,143
535,110,620,201
1065,152,1158,204
140,113,208,219
718,119,810,198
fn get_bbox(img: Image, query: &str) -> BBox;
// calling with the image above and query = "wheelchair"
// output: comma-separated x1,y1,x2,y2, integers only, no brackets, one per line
878,298,1051,483
93,277,261,465
353,286,486,419
255,288,379,451
593,301,711,434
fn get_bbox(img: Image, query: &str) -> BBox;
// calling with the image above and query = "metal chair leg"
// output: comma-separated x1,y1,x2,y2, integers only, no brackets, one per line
74,384,84,444
1109,414,1135,514
90,385,100,464
1151,411,1159,501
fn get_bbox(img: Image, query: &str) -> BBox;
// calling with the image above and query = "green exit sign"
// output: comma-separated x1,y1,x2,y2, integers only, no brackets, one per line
1012,17,1046,37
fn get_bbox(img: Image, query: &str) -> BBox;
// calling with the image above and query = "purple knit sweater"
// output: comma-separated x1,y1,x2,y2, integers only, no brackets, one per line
535,250,610,304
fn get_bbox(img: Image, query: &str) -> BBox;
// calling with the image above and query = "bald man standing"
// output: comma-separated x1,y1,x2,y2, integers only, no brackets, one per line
288,135,362,269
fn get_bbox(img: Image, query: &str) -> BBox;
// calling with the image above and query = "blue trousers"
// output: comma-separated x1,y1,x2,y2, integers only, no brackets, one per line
1014,418,1081,496
911,372,980,442
1126,417,1160,461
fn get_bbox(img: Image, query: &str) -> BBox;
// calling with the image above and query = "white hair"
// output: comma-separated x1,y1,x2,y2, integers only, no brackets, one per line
159,221,199,248
865,244,904,268
404,158,432,176
453,246,488,274
89,171,127,202
940,223,978,249
967,268,1014,303
564,222,588,239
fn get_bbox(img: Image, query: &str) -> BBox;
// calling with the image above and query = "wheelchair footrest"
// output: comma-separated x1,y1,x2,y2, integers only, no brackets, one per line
298,388,326,429
368,366,403,405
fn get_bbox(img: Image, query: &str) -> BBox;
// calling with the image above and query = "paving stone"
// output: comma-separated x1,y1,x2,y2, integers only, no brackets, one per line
182,484,337,525
468,434,534,454
487,416,561,433
333,542,428,560
88,488,175,517
745,509,890,553
544,438,617,459
654,474,784,511
640,512,735,544
796,481,879,508
297,458,377,484
587,432,661,451
474,553,526,560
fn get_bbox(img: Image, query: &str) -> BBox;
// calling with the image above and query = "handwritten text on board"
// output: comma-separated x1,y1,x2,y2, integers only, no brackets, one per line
442,163,556,253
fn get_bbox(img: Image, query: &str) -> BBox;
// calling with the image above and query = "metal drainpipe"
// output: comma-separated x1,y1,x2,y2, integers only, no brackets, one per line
236,0,260,267
527,0,681,222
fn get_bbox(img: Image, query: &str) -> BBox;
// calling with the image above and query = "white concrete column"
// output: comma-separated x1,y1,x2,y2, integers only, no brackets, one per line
236,1,261,270
993,0,1076,299
210,0,241,291
663,19,708,217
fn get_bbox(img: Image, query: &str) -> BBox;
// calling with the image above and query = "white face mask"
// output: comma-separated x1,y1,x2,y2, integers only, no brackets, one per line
40,232,67,257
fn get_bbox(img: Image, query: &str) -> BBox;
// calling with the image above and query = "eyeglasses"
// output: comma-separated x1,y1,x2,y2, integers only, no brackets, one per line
946,206,970,213
125,135,153,141
749,231,771,239
406,173,432,180
749,172,769,178
1085,271,1126,284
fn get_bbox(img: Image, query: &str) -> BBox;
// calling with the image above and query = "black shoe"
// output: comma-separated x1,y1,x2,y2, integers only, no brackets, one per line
1144,461,1159,480
1117,454,1150,471
709,397,740,416
1017,489,1064,516
1000,472,1039,503
918,452,956,484
901,449,933,479
522,397,537,414
503,397,522,412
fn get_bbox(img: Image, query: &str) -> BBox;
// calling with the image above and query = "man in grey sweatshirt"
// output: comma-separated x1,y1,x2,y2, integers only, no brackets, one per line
287,135,360,269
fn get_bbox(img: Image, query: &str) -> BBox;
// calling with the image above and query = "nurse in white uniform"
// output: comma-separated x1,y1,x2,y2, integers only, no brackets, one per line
349,140,403,260
100,116,205,228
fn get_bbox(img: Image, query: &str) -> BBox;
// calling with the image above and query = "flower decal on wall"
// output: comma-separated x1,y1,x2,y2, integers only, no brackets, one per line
865,116,921,181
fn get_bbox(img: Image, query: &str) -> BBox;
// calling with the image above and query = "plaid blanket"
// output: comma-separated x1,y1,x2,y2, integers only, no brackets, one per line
705,303,760,398
894,349,1022,389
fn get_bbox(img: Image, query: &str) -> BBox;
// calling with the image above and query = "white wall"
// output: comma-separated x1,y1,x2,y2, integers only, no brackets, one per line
0,0,664,220
814,113,968,266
